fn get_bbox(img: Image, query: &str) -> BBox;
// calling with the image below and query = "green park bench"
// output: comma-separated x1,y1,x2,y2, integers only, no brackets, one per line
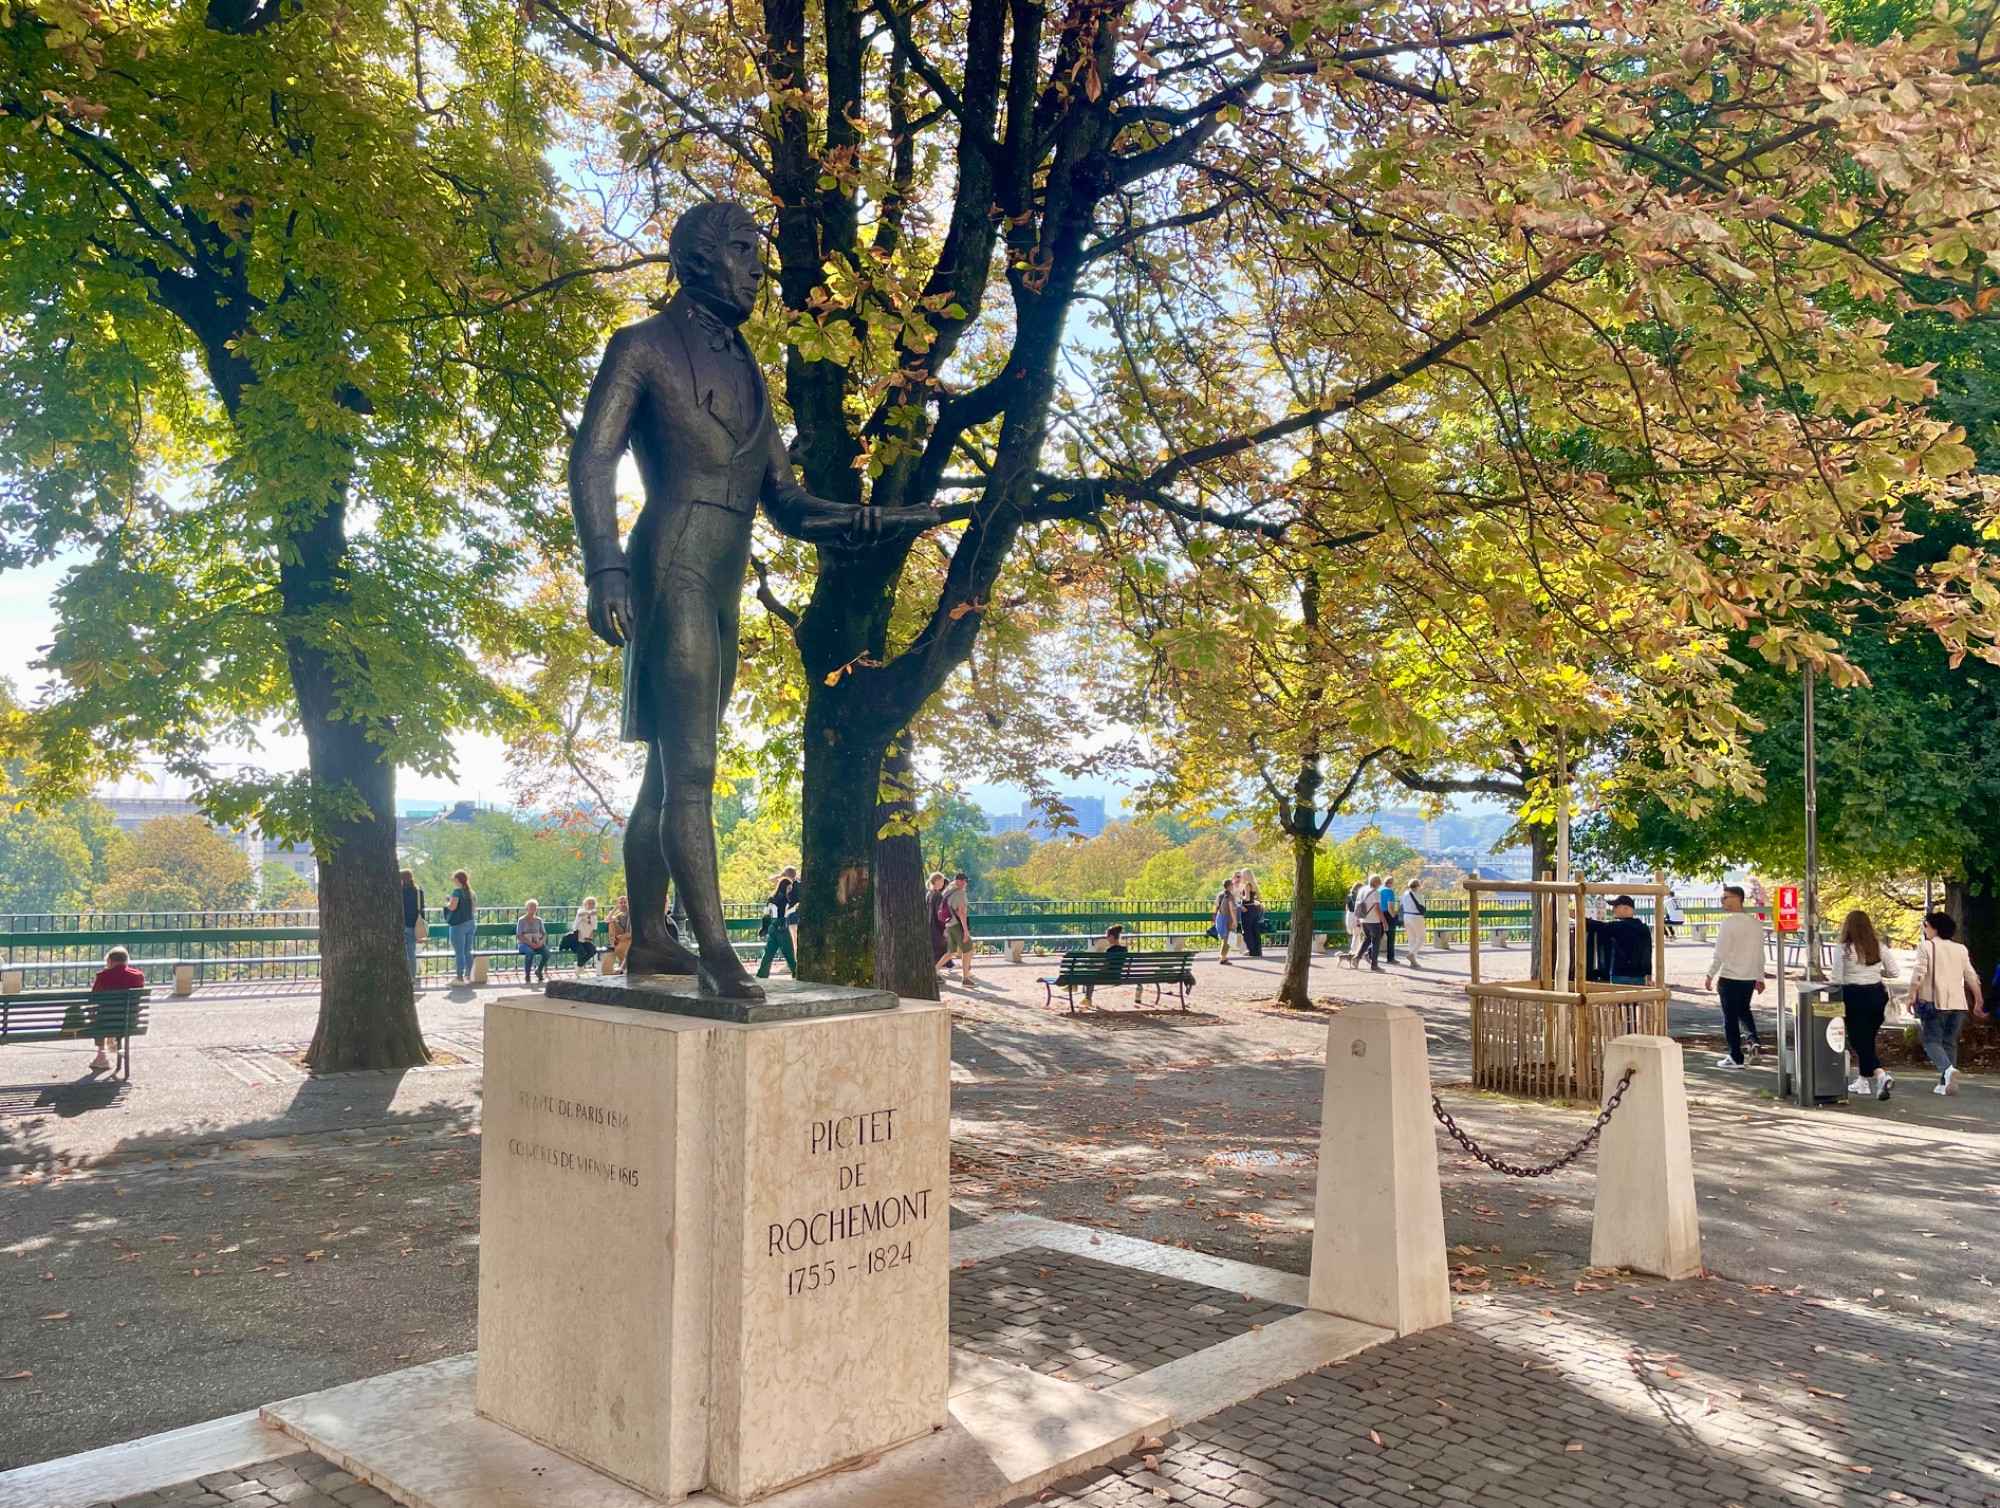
0,987,149,1078
1040,950,1196,1012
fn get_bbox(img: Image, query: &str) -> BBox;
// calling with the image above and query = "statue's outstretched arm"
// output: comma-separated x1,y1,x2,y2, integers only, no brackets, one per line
760,427,938,542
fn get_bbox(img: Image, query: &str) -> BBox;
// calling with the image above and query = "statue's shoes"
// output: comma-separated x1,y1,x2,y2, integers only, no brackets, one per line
626,940,701,977
698,957,766,1000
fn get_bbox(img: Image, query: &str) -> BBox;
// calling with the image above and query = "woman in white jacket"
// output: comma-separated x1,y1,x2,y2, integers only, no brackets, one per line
1905,911,1987,1096
1836,910,1900,1101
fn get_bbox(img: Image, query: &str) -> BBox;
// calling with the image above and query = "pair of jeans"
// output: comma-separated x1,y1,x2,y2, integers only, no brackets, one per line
756,923,796,978
1843,982,1889,1076
449,920,476,979
1382,920,1398,965
1359,921,1384,967
518,943,549,980
1920,1009,1967,1077
1717,977,1762,1063
404,924,420,984
1609,973,1648,986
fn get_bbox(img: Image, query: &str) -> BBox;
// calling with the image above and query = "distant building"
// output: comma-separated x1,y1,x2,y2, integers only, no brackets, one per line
985,795,1108,839
95,795,311,885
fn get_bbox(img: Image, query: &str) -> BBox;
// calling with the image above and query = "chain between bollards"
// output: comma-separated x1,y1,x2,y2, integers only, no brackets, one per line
1431,1067,1636,1178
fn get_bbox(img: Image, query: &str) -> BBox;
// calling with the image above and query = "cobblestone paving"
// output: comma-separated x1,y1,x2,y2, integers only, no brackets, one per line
950,1247,1300,1384
1032,1275,2000,1508
88,1451,391,1507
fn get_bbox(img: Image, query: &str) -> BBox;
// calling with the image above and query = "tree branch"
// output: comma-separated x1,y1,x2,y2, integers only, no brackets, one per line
1315,747,1393,838
1142,256,1580,494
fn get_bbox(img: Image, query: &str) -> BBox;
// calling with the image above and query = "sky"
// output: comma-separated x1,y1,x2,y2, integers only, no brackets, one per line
0,542,1146,816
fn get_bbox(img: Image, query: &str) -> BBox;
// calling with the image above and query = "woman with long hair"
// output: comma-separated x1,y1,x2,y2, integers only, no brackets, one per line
444,869,476,983
1837,910,1900,1101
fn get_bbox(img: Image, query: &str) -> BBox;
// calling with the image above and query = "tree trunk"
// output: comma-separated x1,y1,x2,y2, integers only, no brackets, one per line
282,479,428,1075
1278,829,1318,1009
873,735,938,1000
299,649,427,1073
797,693,893,986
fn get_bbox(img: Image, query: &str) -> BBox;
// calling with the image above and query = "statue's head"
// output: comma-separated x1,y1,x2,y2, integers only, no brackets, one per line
669,201,764,323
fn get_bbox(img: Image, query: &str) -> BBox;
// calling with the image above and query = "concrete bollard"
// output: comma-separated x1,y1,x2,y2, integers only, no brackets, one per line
1007,939,1025,965
1,969,19,996
173,964,195,997
597,952,614,976
1308,1002,1451,1336
472,955,490,986
1591,1035,1702,1280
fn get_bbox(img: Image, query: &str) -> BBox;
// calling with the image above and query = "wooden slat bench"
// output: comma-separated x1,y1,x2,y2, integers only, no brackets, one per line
1040,951,1196,1012
0,988,149,1078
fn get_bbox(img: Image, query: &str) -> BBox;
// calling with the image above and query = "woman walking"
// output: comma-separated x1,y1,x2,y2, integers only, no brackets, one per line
1837,909,1900,1101
444,869,476,983
756,867,801,979
1906,911,1987,1096
927,872,951,975
1238,871,1265,958
1214,878,1240,965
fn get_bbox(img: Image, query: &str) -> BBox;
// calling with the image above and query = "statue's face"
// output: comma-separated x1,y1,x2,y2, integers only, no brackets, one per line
687,217,765,322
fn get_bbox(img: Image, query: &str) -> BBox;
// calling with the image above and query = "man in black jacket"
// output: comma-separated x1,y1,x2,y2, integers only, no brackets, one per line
1588,895,1654,986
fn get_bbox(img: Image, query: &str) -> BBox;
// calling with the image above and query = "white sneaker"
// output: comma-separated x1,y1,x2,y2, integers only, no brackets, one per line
1944,1065,1960,1096
1934,1082,1950,1096
1876,1070,1893,1101
1715,1056,1745,1070
1847,1076,1872,1097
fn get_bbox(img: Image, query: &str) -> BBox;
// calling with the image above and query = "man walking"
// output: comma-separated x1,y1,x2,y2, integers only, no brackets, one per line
1402,878,1427,967
1355,873,1385,972
945,872,975,987
1378,875,1401,966
1703,884,1767,1068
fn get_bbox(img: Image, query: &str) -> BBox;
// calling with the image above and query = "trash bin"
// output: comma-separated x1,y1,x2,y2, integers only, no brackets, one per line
1791,981,1848,1105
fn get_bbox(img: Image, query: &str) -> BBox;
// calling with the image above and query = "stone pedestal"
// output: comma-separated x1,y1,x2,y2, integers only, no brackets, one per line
1591,1034,1702,1280
476,992,951,1504
1306,1003,1450,1336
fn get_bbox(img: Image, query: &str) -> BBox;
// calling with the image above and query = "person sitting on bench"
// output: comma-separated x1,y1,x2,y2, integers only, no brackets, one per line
88,948,145,1074
1085,925,1136,1006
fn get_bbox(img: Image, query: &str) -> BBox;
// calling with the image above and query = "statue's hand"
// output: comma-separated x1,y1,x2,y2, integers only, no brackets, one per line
587,568,633,648
845,503,940,541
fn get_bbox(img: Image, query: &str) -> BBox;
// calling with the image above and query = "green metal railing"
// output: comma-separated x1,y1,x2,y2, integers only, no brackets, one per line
0,895,1733,983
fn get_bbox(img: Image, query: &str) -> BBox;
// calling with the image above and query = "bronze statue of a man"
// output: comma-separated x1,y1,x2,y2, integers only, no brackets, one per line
569,202,932,999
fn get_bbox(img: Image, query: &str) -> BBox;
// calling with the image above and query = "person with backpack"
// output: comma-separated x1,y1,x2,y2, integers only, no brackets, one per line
1837,909,1900,1101
756,866,801,980
1906,911,1986,1096
1354,873,1385,971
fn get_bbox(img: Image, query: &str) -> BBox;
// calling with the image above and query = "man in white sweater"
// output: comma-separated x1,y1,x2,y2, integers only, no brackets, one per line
1702,884,1768,1068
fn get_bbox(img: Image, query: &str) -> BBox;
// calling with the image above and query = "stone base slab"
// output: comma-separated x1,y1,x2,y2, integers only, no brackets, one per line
261,1350,1166,1508
543,976,897,1024
8,1220,1398,1508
